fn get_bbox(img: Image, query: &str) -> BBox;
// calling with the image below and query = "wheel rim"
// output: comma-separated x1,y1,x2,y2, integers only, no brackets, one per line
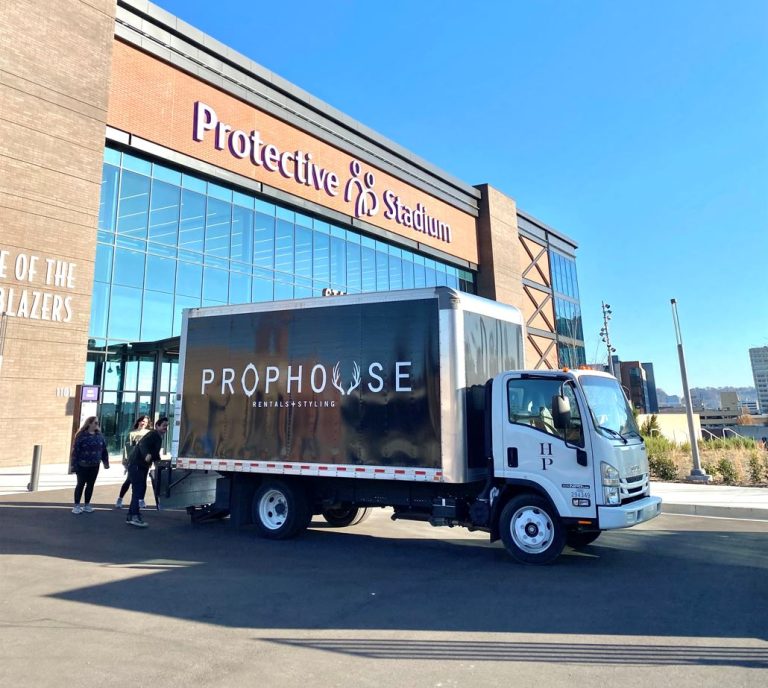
510,505,554,553
259,489,289,530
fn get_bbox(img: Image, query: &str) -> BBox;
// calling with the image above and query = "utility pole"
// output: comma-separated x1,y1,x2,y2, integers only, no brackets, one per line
670,298,710,482
600,302,616,377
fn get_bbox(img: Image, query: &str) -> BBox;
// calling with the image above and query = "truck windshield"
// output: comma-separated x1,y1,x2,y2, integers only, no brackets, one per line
579,375,640,441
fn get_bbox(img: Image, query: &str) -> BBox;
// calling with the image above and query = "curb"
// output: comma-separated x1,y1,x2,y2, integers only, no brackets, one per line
661,503,768,521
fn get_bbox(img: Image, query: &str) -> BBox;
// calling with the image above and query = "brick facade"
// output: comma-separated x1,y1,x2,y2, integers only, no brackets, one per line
0,0,115,466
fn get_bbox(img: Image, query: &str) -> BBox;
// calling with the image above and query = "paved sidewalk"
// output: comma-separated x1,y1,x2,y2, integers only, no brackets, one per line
650,481,768,520
1,460,767,520
0,461,126,497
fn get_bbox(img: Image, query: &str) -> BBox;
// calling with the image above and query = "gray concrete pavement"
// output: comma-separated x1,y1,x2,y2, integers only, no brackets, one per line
0,484,766,688
3,460,767,519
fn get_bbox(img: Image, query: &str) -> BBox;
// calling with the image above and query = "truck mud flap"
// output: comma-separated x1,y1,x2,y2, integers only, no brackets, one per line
152,460,220,510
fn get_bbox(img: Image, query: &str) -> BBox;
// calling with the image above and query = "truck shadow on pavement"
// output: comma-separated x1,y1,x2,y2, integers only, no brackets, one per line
2,489,767,663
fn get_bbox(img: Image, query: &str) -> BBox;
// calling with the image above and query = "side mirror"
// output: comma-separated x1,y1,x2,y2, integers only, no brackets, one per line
552,394,571,429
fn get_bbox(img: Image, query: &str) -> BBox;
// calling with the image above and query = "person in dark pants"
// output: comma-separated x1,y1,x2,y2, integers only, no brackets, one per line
70,416,110,514
125,416,169,528
116,415,151,509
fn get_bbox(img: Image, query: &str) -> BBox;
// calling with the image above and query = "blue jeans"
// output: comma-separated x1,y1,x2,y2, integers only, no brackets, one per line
127,463,148,517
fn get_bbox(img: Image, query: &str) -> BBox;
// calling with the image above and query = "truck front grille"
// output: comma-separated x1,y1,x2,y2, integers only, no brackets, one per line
620,473,649,503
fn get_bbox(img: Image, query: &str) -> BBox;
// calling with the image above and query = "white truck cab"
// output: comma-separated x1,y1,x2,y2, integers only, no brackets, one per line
490,368,661,562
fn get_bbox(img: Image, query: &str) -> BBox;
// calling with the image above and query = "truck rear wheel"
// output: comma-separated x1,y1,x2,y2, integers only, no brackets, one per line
321,506,370,527
566,530,601,548
252,480,311,539
499,494,565,565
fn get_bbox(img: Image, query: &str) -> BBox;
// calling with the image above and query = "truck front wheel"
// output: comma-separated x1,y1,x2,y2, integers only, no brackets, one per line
252,480,311,539
499,494,565,565
321,506,370,527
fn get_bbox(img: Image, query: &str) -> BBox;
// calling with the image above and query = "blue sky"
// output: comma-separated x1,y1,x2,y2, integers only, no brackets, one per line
155,0,768,396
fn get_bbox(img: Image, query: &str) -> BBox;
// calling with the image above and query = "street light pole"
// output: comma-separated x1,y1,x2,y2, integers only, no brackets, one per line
670,298,710,482
600,302,617,377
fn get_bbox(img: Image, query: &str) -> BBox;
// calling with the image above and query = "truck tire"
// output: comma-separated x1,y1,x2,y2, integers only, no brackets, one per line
566,530,601,549
499,494,565,565
252,480,311,539
321,506,370,527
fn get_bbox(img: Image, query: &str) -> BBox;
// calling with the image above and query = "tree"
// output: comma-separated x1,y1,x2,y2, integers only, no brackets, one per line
640,414,660,437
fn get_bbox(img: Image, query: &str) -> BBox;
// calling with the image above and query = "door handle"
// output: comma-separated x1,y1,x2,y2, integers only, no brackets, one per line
507,447,518,468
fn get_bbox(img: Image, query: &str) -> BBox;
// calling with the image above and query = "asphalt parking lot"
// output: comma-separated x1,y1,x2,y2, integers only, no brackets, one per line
1,484,767,688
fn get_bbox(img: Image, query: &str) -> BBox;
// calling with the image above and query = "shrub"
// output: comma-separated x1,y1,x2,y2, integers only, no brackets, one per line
644,434,674,459
748,453,764,484
716,457,739,485
702,460,718,477
649,455,678,481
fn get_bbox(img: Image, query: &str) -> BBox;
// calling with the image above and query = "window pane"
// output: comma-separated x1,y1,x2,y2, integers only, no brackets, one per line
122,154,151,176
122,360,138,390
231,206,254,264
313,232,330,285
141,290,174,340
108,285,142,340
113,248,145,289
375,250,389,291
145,254,176,293
205,198,231,257
252,269,274,302
180,190,205,253
388,256,402,290
254,212,275,268
361,246,376,292
414,262,426,288
116,171,150,238
203,266,228,302
148,179,180,246
94,244,112,283
402,259,414,289
137,357,155,391
173,295,200,336
89,281,109,339
275,219,293,275
99,164,119,231
176,261,202,298
229,270,251,304
274,280,293,300
295,226,313,279
330,237,346,290
346,241,361,292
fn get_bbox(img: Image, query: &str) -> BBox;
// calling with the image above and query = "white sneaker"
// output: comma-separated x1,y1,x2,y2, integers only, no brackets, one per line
115,498,123,508
72,505,83,514
83,504,94,513
138,499,146,509
126,515,148,528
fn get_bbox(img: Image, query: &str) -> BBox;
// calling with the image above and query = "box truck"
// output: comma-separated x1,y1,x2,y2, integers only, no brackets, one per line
165,287,661,564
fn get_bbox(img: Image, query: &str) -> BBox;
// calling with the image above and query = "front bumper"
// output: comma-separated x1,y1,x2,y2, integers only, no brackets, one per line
597,495,662,530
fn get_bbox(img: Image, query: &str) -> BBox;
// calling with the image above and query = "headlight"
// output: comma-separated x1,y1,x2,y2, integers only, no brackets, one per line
601,462,621,505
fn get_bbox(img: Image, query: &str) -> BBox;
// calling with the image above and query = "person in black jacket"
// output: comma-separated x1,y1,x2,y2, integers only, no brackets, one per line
125,416,169,528
70,416,110,514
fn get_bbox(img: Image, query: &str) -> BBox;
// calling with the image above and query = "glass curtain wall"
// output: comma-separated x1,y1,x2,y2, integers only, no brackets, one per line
550,251,586,369
90,146,475,452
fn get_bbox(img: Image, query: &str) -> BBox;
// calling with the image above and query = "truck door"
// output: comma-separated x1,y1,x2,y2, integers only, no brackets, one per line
500,375,595,518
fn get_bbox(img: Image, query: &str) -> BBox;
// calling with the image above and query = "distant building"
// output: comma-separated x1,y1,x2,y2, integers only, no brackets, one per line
642,362,659,413
697,392,752,430
742,399,760,415
750,347,768,413
618,360,651,413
